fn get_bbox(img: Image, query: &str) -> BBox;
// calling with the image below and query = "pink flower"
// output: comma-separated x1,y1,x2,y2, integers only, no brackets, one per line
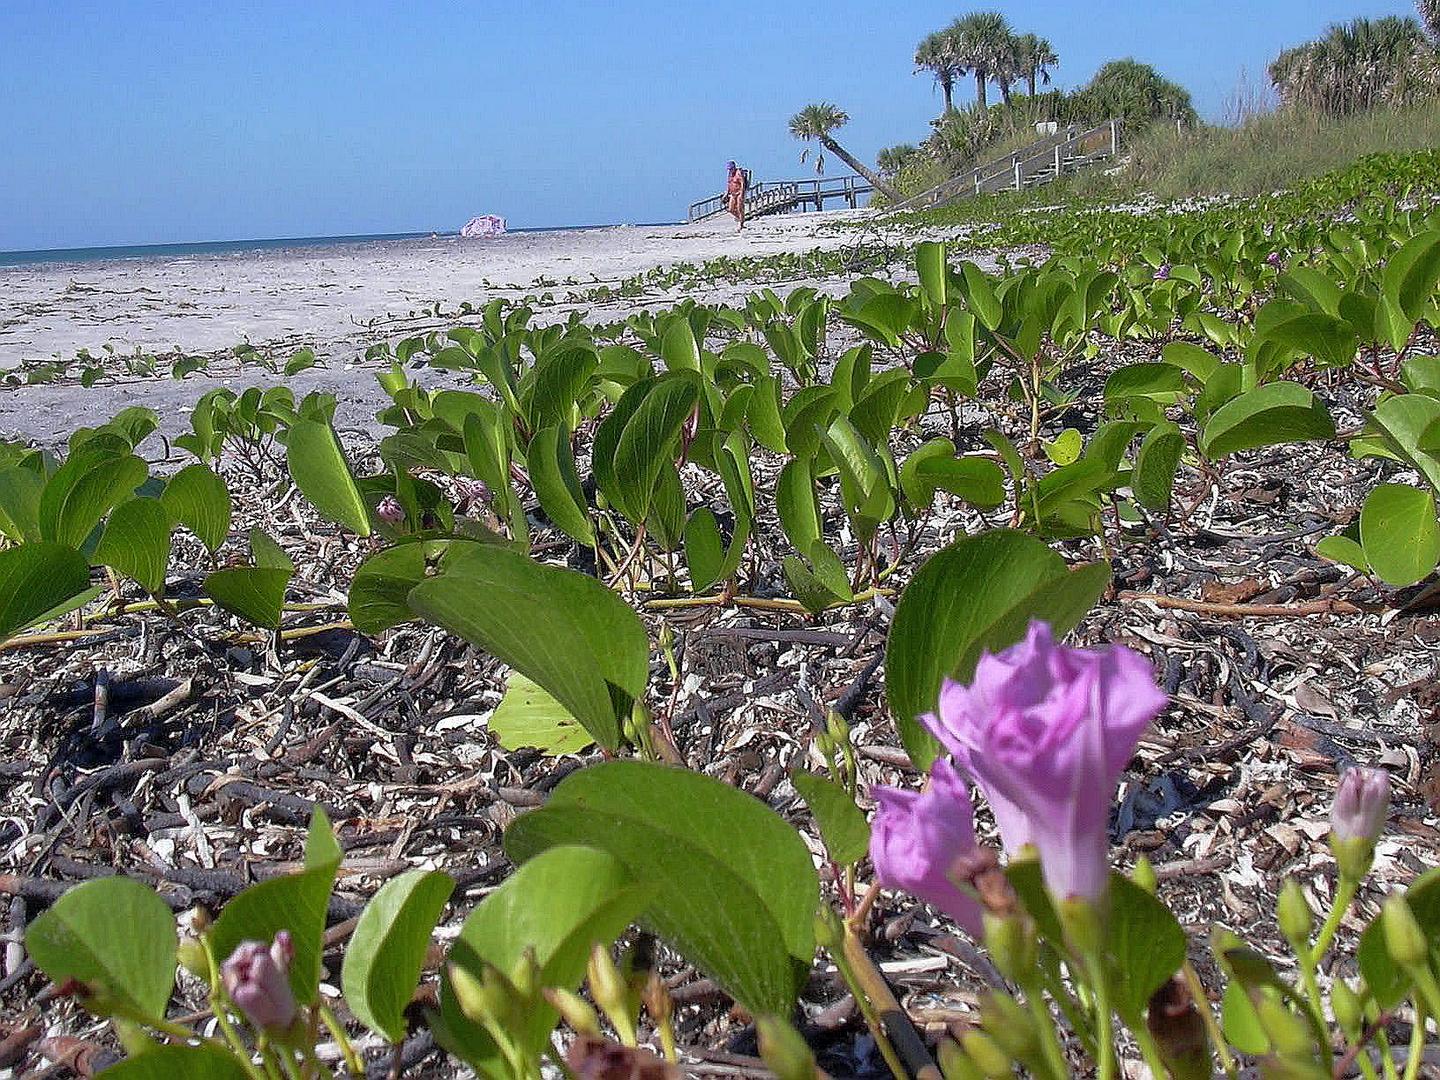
923,622,1166,902
869,760,984,935
221,932,297,1032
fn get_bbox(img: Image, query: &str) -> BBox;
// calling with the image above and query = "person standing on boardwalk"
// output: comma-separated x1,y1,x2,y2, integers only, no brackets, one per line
725,161,747,230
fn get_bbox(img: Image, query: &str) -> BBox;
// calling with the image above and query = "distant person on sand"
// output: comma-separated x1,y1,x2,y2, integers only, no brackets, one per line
726,161,747,230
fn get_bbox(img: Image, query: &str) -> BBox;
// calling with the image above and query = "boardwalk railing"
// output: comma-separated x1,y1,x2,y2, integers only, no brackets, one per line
890,120,1120,212
687,174,873,224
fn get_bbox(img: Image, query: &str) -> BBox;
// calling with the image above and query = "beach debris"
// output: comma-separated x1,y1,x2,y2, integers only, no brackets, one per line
459,214,506,238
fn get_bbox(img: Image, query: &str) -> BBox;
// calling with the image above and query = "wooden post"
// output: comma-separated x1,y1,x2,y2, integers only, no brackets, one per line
1054,144,1062,180
1014,156,1022,192
1110,119,1119,157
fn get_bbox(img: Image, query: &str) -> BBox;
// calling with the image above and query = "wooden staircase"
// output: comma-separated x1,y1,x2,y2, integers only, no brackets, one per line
891,120,1121,212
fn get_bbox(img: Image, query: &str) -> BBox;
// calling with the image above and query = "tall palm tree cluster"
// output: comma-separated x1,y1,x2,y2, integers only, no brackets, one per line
913,12,1058,116
1269,7,1440,115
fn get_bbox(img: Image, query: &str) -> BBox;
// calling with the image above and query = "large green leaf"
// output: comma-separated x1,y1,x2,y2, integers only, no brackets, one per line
489,672,595,754
1360,483,1440,587
791,771,869,865
342,868,455,1044
594,375,698,524
38,451,147,549
210,810,341,1006
1132,421,1185,510
25,877,176,1021
285,419,371,536
916,241,948,308
0,542,92,642
407,545,647,751
1106,874,1187,1019
1369,393,1440,493
438,845,650,1072
899,439,1005,510
506,763,818,1016
886,530,1109,769
161,463,231,553
95,498,172,594
1199,382,1335,459
0,465,45,543
526,346,598,432
97,1044,251,1080
528,424,593,546
1382,230,1440,323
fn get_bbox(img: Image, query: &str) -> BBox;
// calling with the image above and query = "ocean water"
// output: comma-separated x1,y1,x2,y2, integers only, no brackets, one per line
0,223,673,269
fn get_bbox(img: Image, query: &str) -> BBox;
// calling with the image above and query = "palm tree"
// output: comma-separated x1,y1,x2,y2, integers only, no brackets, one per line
915,29,963,116
876,143,922,178
1015,34,1060,98
1269,16,1431,113
788,103,903,203
949,11,1014,110
1418,0,1440,44
993,33,1023,106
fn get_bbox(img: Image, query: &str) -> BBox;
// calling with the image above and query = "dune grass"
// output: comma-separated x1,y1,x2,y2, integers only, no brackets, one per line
1073,102,1440,200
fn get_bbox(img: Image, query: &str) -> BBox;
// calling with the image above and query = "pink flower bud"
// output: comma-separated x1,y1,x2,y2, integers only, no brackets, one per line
869,760,985,936
1331,768,1390,845
221,932,297,1032
376,495,405,525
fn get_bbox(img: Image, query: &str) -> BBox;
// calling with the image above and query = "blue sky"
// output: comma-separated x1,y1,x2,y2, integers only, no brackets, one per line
0,0,1423,250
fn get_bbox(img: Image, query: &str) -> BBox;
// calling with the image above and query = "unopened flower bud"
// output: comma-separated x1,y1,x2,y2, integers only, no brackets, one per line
1266,251,1284,269
177,938,209,980
1382,894,1429,969
959,1030,1013,1078
757,1014,817,1080
588,944,636,1045
978,992,1035,1058
1153,264,1172,281
982,910,1036,984
1131,855,1157,896
1331,768,1390,880
826,709,849,746
1146,976,1211,1080
657,623,676,655
221,933,296,1033
1330,979,1363,1038
937,1038,986,1080
544,987,602,1037
376,495,405,525
448,962,516,1029
1254,994,1313,1056
1277,879,1313,950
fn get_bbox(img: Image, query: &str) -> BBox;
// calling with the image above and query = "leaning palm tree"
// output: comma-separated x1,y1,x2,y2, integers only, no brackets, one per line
915,29,964,117
1015,33,1060,98
949,11,1014,110
788,103,903,203
1418,0,1440,44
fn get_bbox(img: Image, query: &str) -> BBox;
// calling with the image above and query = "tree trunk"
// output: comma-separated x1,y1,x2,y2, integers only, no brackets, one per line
941,77,954,115
820,136,904,203
999,79,1012,106
975,70,988,109
1027,73,1037,98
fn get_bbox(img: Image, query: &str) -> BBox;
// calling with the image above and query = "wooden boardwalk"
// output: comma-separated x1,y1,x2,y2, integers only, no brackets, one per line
687,175,873,224
890,120,1121,212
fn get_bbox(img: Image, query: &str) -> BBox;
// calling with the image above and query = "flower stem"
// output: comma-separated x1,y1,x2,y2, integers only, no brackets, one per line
1086,957,1117,1080
1020,983,1070,1080
1401,1003,1426,1080
838,927,940,1080
1181,961,1237,1080
317,1003,364,1078
1311,875,1360,966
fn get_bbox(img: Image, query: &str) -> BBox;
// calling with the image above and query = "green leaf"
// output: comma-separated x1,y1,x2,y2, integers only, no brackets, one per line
1369,393,1440,493
528,425,594,546
1042,428,1083,466
1220,981,1270,1055
1104,364,1184,407
349,542,428,634
916,241,947,308
97,1044,251,1080
25,877,177,1020
94,498,171,594
596,375,698,524
1106,874,1186,1019
526,345,598,432
683,506,726,592
438,845,650,1072
505,762,819,1016
202,530,293,629
211,810,340,1006
791,771,869,865
0,542,92,642
407,545,647,751
490,671,595,755
777,458,822,555
39,451,147,549
285,419,371,536
343,869,455,1043
886,530,1109,770
0,465,45,542
1132,421,1185,511
1316,532,1370,575
161,464,231,553
660,316,701,372
1359,483,1440,587
1160,341,1220,381
1383,230,1440,322
1199,382,1335,459
899,440,1005,510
